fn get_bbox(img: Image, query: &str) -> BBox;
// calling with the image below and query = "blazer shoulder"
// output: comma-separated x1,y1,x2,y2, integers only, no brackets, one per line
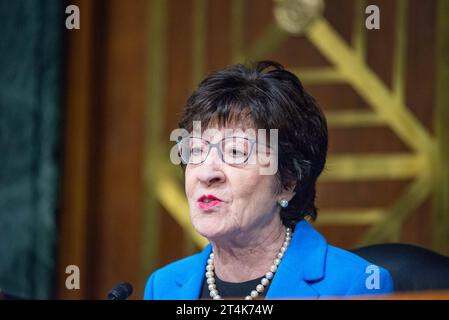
322,245,394,296
327,245,376,268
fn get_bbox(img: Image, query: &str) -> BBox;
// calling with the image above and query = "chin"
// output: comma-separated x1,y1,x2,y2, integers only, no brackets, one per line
191,215,230,240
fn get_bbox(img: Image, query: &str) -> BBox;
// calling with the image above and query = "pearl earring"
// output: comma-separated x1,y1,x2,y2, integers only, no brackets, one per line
279,199,289,208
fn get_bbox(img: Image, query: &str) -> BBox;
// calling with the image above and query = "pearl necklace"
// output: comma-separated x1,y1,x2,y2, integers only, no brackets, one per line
205,227,292,300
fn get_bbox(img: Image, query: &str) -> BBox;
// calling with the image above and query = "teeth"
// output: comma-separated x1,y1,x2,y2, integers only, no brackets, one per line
204,198,210,203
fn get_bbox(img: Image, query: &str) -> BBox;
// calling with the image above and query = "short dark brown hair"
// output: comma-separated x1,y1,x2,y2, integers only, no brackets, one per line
178,61,328,228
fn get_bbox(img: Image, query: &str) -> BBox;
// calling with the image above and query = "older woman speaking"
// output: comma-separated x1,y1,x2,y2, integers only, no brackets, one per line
144,61,393,300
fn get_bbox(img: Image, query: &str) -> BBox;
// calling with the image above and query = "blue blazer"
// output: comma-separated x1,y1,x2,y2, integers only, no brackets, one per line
144,220,394,299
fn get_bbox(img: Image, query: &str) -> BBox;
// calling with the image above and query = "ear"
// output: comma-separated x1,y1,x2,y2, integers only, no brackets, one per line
279,181,296,202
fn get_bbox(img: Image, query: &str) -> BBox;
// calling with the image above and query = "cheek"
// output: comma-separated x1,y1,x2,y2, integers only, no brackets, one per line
229,169,277,207
184,167,195,198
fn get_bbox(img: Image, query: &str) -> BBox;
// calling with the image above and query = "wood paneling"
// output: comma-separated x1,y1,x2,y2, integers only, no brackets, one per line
58,0,96,300
59,0,147,299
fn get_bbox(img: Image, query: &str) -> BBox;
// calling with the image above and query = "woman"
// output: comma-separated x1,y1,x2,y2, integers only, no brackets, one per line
144,61,393,300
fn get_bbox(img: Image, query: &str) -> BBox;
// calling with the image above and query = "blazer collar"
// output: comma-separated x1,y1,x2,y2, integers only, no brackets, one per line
174,219,327,299
266,219,327,299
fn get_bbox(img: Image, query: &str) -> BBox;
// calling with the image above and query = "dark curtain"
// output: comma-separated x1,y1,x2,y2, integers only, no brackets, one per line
0,0,64,299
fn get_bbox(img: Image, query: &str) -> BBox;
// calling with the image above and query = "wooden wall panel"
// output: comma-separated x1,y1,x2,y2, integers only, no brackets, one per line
59,0,147,299
58,0,96,300
89,0,147,299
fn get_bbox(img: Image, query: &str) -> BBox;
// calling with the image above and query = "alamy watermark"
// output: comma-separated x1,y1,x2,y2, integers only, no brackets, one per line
65,264,80,290
65,5,80,30
366,5,380,30
365,265,381,290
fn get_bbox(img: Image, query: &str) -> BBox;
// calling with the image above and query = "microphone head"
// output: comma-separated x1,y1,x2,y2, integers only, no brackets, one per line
107,282,133,300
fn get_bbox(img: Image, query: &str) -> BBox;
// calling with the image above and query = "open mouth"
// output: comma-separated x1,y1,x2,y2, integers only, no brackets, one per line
198,194,223,210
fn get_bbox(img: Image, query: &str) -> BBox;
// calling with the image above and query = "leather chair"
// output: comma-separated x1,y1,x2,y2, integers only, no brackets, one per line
351,243,449,292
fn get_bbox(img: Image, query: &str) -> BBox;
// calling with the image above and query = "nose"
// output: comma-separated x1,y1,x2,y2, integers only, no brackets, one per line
196,148,225,186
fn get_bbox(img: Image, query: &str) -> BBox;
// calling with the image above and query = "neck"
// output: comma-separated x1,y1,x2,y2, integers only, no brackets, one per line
210,218,286,283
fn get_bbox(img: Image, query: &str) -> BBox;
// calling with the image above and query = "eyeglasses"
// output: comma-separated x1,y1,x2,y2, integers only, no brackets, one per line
177,136,258,165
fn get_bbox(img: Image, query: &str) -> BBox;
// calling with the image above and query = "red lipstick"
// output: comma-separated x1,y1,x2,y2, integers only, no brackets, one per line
198,194,223,210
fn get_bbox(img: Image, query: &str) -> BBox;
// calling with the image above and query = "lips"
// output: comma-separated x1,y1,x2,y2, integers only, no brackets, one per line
198,194,223,210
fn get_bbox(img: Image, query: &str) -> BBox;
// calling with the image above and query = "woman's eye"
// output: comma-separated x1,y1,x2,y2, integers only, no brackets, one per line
228,148,246,157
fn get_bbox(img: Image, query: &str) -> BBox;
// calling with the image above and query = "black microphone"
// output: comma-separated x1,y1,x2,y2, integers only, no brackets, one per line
107,282,133,300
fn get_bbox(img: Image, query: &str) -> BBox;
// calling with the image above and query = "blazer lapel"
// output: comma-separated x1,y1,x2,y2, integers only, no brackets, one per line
266,220,327,299
266,266,320,299
171,220,327,300
173,244,212,299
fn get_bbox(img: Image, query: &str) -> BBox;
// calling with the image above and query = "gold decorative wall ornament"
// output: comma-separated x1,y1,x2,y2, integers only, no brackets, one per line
273,0,324,35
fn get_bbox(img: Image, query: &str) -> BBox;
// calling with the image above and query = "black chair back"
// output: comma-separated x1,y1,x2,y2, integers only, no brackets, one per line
351,243,449,292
